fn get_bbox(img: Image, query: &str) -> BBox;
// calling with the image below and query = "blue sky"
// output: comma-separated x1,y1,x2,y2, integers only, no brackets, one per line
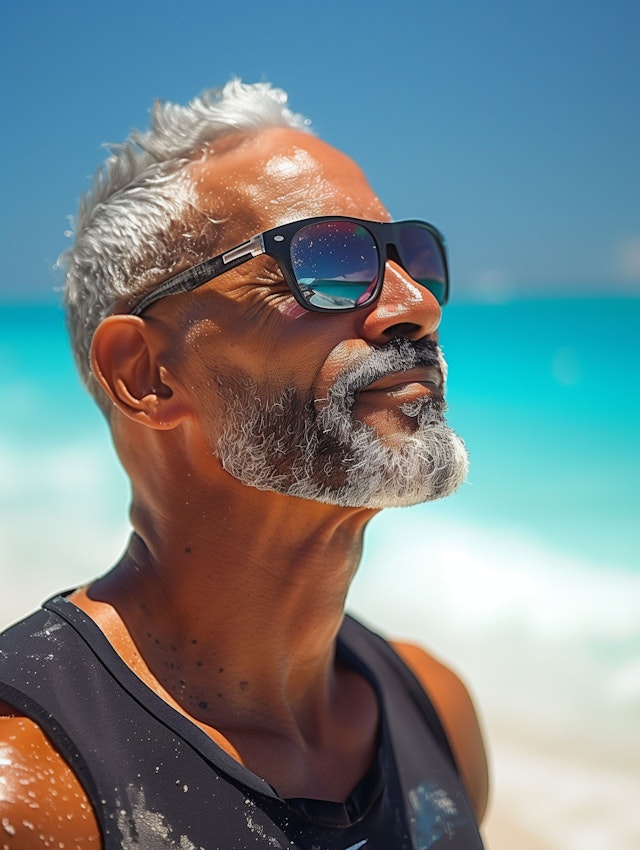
1,0,638,302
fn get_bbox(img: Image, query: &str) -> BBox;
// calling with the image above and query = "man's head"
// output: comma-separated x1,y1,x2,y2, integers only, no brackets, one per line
62,80,468,509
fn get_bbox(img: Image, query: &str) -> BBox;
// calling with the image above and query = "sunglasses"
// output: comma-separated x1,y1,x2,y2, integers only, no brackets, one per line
127,216,449,317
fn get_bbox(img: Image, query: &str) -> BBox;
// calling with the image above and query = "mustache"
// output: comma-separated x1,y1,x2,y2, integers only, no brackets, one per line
322,337,445,409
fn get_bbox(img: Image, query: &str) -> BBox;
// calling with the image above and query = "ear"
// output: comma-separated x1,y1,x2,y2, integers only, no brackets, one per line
90,315,190,429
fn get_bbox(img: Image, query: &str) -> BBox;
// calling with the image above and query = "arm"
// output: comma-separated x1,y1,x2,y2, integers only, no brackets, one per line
390,643,489,823
0,701,101,848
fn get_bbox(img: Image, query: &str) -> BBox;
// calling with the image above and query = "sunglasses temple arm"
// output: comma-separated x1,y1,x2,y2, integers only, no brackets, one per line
128,235,267,316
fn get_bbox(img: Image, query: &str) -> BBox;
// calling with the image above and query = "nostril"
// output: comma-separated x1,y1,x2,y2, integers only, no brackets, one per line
383,323,422,339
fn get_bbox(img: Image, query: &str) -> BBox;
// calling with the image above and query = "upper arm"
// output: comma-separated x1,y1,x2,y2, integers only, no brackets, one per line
0,702,101,847
390,641,490,823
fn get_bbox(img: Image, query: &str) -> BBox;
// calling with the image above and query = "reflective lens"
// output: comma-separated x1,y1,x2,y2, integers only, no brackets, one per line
397,225,447,306
290,221,379,309
289,220,447,310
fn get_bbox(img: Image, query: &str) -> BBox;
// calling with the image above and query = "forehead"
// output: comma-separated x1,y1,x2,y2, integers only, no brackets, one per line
187,127,389,241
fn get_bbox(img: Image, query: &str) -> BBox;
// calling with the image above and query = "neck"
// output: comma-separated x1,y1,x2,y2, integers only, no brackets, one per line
84,480,376,734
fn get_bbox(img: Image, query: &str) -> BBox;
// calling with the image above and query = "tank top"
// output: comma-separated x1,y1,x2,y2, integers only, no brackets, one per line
0,595,484,849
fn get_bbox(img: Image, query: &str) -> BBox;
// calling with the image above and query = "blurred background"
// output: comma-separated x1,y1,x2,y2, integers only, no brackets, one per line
1,2,639,847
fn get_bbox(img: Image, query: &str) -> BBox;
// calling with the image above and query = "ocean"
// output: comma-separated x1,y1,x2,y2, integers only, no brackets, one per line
1,297,639,848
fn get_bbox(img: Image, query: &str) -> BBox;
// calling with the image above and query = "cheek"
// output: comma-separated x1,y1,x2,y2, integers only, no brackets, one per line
311,339,373,408
181,304,362,400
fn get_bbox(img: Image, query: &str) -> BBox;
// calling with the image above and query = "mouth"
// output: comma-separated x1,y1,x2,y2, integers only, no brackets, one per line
360,367,443,397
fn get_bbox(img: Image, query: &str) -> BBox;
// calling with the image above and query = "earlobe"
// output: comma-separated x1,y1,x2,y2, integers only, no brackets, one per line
90,316,189,429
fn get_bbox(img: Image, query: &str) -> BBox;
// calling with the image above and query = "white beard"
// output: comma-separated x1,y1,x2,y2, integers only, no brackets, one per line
211,338,469,508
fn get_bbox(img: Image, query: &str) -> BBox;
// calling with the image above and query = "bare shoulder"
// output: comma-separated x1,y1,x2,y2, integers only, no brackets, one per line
390,641,489,822
0,701,101,848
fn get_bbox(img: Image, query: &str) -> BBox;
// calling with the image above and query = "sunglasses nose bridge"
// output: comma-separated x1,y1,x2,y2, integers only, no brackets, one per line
384,241,402,271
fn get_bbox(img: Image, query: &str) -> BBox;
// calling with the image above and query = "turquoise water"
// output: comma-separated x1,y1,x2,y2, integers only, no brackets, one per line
442,297,640,572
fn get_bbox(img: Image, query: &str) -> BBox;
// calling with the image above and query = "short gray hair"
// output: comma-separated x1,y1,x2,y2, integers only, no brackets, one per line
60,80,311,410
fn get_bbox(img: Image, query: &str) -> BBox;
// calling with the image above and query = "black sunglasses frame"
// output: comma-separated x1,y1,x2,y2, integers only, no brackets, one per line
126,216,449,317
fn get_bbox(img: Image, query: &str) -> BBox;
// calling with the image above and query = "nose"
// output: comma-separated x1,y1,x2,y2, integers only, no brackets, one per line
358,261,442,345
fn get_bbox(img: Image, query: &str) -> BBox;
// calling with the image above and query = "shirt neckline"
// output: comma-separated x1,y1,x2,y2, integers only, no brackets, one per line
45,593,387,827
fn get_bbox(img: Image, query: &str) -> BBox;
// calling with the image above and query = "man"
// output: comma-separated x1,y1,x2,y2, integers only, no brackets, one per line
0,81,488,848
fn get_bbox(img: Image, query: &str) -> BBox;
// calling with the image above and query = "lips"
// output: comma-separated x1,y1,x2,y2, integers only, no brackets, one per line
361,366,443,394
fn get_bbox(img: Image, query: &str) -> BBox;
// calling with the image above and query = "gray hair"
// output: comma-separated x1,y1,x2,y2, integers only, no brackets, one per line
59,80,311,411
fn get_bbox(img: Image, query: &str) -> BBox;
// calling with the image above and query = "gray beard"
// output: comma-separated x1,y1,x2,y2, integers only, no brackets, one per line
212,338,469,508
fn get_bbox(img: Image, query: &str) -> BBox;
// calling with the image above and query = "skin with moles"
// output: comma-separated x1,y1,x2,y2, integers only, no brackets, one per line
0,127,488,848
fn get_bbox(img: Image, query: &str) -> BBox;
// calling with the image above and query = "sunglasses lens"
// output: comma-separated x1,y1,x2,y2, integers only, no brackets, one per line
397,225,447,305
290,221,379,309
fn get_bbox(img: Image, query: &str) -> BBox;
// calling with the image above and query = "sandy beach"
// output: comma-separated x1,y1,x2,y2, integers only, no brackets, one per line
471,705,640,850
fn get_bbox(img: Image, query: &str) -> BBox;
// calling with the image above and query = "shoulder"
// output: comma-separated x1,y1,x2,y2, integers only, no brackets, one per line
0,701,101,848
390,641,489,823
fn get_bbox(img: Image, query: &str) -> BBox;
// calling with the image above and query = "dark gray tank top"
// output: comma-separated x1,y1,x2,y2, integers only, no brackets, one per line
0,596,484,849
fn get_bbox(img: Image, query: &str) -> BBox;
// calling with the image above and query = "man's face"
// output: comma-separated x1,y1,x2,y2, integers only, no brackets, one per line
164,128,468,507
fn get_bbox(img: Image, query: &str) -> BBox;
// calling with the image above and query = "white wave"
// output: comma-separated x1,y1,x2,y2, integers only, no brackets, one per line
347,508,640,752
0,438,129,628
352,508,640,643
